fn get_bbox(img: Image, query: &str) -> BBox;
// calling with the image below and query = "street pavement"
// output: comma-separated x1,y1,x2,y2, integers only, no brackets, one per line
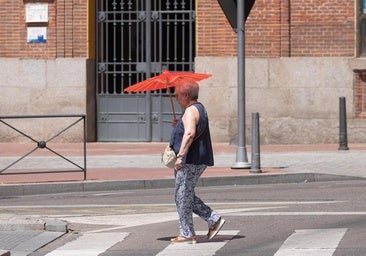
0,142,365,255
1,142,366,194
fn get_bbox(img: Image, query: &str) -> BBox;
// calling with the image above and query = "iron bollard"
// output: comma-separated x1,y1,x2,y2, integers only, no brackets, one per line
251,112,262,173
339,97,349,150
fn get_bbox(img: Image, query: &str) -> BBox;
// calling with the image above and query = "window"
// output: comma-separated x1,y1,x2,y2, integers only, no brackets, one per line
354,70,366,118
360,0,366,56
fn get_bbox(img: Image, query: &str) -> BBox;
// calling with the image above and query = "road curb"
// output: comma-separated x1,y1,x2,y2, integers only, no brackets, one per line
0,173,363,197
0,216,68,256
0,215,68,233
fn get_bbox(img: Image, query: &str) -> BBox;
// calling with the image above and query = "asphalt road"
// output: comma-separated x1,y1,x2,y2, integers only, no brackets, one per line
1,180,366,256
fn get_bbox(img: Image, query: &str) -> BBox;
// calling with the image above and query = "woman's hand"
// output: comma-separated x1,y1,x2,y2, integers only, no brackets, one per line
174,157,183,170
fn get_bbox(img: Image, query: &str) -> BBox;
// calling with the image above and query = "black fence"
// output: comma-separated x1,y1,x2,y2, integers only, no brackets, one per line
0,114,87,180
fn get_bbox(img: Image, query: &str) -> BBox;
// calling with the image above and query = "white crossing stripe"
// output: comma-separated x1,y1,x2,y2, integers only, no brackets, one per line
274,228,347,256
156,230,239,256
225,211,366,216
44,232,129,256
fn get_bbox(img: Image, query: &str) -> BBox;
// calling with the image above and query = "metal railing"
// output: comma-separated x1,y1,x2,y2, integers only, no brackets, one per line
0,114,87,180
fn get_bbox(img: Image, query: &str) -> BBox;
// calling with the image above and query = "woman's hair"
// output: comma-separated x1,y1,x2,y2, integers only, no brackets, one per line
176,78,199,100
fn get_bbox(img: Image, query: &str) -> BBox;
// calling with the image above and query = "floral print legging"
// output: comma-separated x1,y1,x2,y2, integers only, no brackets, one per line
174,164,221,238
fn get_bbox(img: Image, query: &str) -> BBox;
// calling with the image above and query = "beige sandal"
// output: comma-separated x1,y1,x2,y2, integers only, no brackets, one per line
207,217,226,240
170,235,197,244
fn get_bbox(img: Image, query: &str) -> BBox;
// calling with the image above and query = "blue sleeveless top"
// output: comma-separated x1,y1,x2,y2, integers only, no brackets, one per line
169,103,214,166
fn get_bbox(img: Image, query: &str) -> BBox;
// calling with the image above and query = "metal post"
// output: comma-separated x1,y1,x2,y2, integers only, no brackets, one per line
339,97,349,150
251,112,261,173
232,0,251,169
146,0,152,141
83,115,87,180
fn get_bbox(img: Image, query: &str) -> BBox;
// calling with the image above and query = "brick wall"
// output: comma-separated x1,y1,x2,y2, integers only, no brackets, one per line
196,1,237,56
1,0,355,58
0,0,87,58
197,0,355,57
56,0,87,57
0,1,21,57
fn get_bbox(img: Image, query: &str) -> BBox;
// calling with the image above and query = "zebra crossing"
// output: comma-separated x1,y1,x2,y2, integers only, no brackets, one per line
36,228,347,256
43,233,129,256
37,230,240,256
155,230,240,256
274,228,347,256
24,201,360,256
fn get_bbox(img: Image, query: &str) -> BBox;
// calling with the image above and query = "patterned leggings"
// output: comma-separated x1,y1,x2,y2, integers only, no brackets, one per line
174,164,220,238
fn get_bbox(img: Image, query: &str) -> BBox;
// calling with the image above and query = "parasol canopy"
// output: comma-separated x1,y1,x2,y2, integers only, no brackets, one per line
124,70,212,119
124,70,211,92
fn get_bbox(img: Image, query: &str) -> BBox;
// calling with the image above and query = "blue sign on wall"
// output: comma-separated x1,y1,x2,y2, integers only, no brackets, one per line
27,27,47,43
364,0,366,14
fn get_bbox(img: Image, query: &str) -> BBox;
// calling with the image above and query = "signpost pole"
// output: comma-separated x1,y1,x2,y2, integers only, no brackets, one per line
231,0,251,169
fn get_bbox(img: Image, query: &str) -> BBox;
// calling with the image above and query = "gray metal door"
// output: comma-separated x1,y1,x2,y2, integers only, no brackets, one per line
96,0,196,142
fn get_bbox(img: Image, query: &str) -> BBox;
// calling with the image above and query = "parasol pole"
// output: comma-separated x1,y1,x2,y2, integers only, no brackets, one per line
231,0,251,169
168,87,177,120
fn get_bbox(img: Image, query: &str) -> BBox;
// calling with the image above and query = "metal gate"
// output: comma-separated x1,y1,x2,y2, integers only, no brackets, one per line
96,0,196,142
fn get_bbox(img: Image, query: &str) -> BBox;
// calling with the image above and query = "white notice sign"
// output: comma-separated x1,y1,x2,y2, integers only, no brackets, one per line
26,3,48,23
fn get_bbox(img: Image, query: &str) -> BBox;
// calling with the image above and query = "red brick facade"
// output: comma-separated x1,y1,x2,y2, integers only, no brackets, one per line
0,0,356,58
197,0,355,57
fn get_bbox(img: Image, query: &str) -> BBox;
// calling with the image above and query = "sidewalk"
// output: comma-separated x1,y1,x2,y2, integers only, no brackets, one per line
0,142,366,196
0,142,366,256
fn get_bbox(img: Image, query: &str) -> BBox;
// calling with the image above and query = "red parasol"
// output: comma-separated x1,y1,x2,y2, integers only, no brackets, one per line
124,70,212,119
